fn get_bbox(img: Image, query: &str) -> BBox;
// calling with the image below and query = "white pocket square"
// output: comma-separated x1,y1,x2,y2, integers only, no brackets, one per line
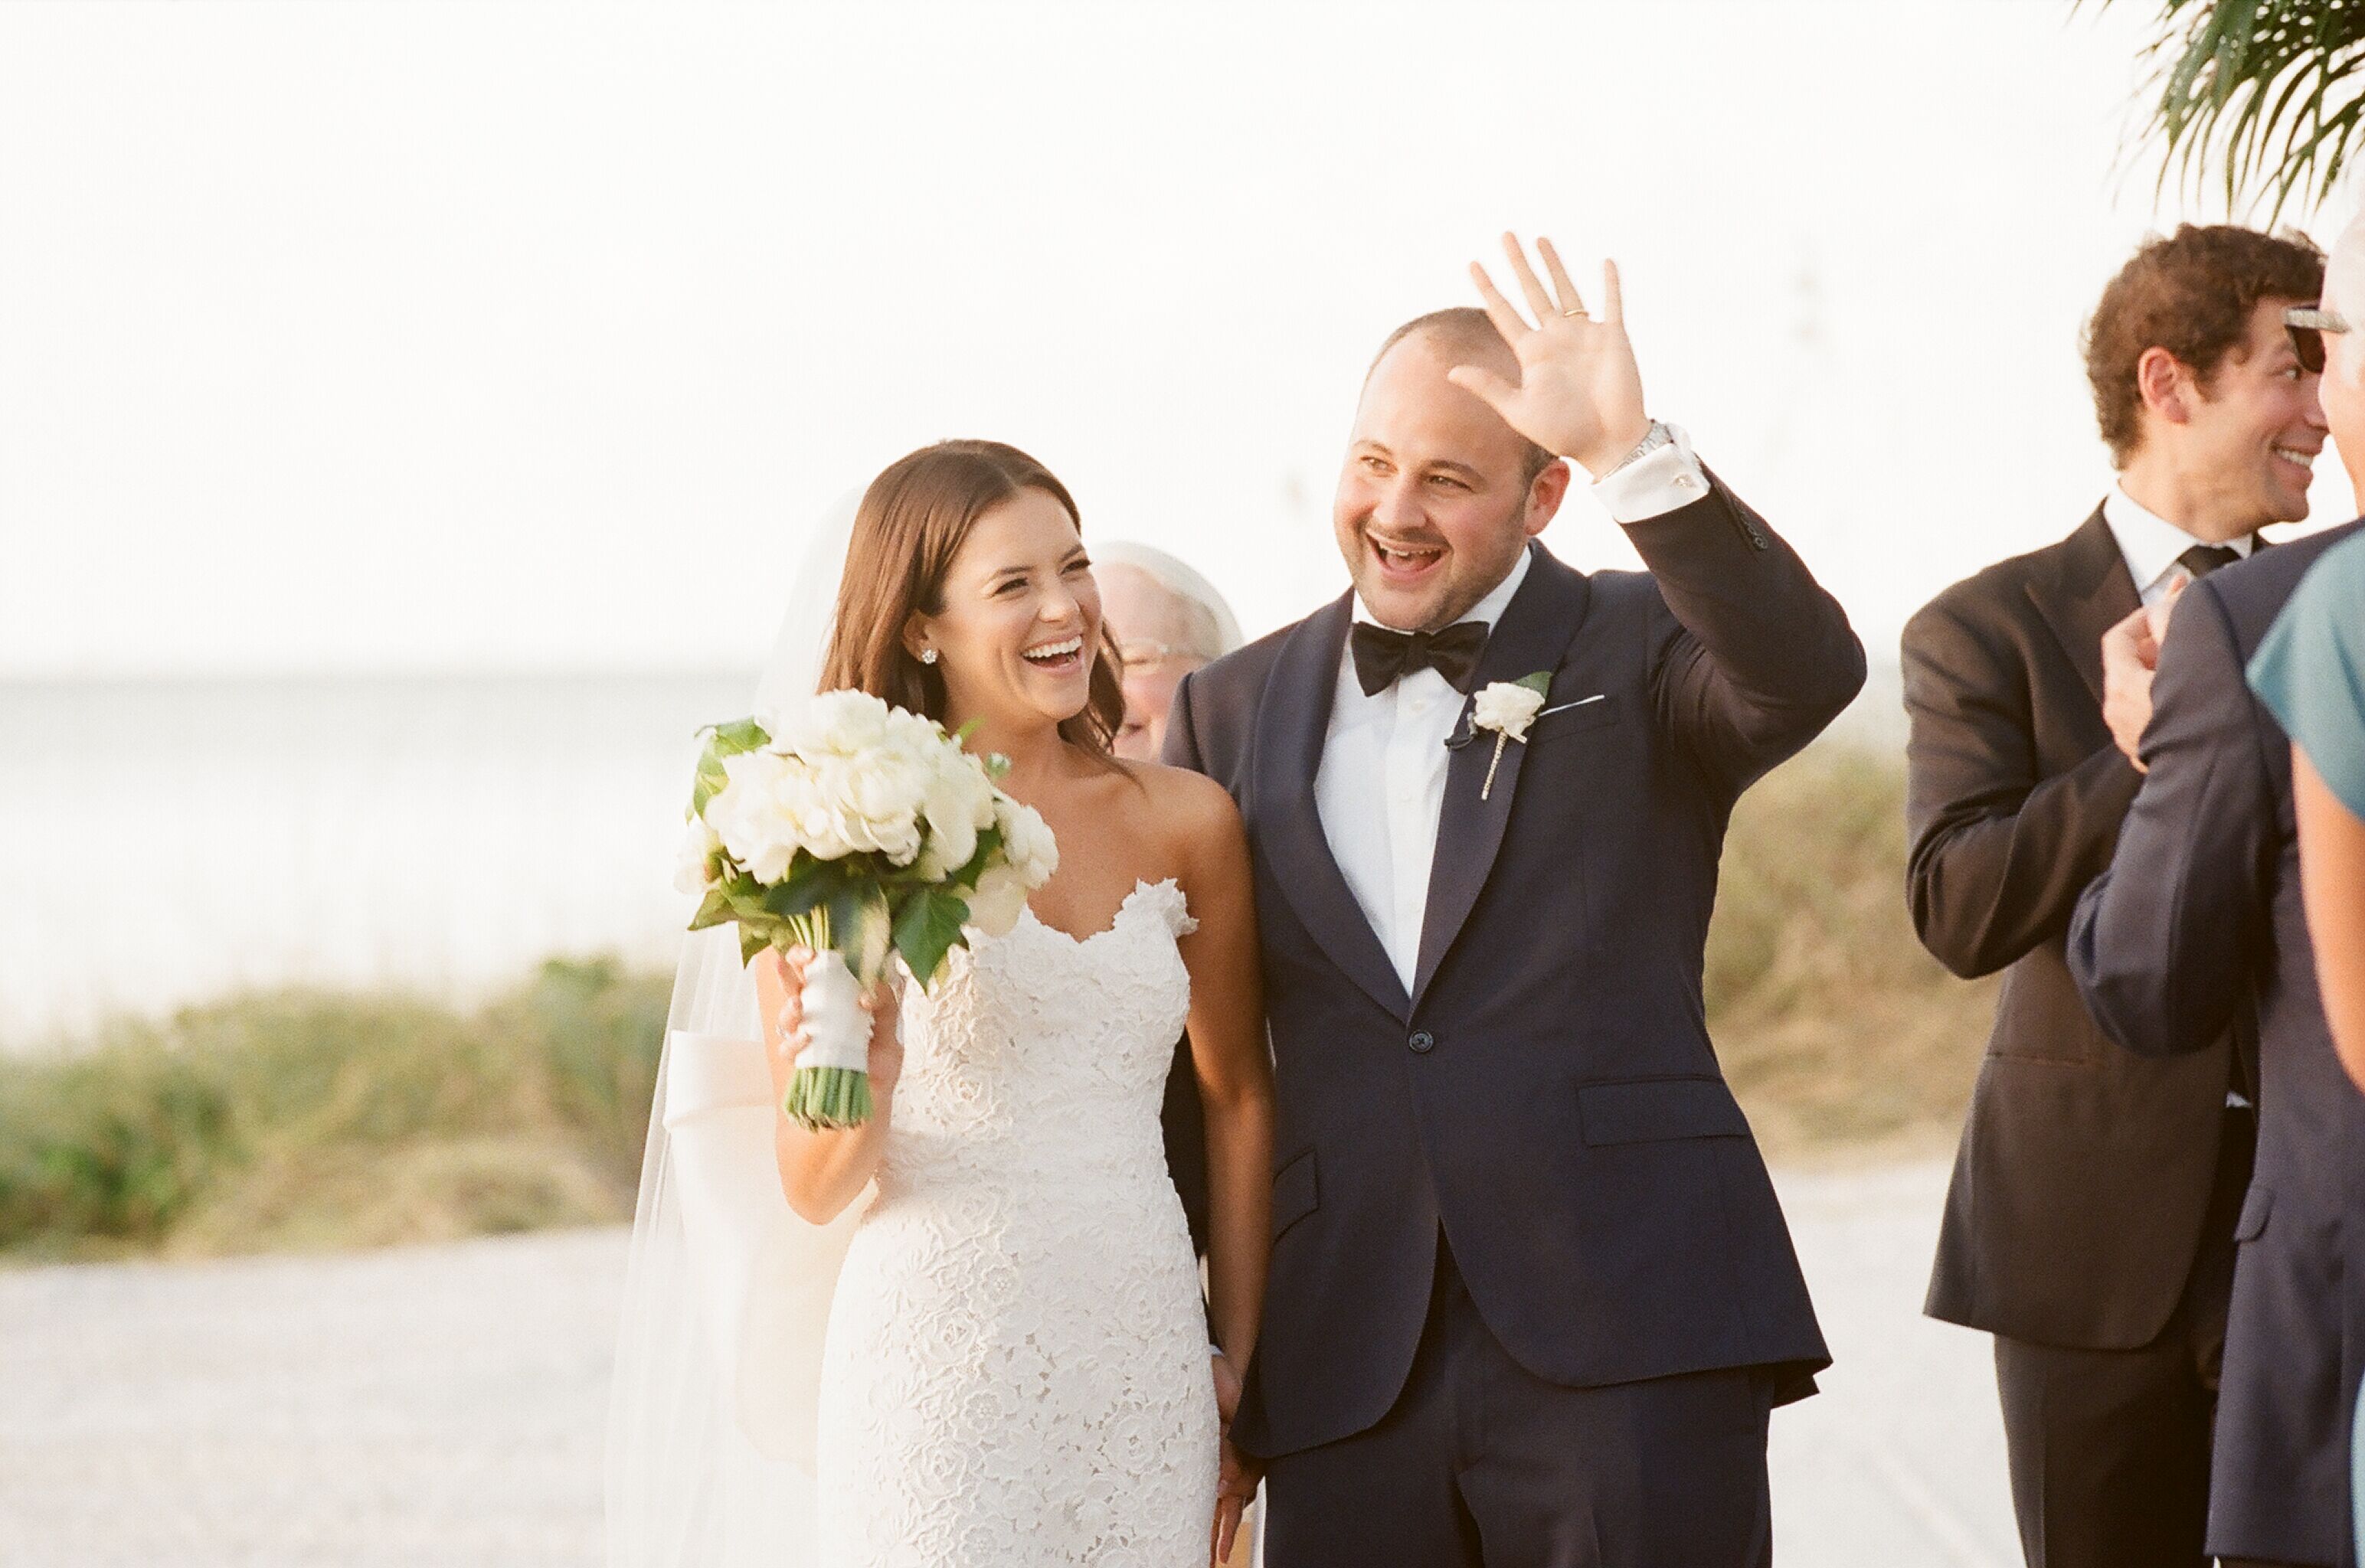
1536,694,1608,718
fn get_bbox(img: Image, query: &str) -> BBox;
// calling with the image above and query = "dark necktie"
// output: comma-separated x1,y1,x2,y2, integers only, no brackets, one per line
2177,544,2242,580
1349,620,1488,696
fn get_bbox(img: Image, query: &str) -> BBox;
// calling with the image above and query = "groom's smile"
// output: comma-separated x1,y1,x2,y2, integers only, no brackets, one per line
1367,531,1447,582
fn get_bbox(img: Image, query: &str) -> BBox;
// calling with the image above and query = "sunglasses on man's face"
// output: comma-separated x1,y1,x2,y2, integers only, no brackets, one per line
2286,305,2351,374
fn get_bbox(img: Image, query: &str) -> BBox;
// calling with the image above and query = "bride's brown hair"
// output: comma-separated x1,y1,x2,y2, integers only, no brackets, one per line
819,439,1125,755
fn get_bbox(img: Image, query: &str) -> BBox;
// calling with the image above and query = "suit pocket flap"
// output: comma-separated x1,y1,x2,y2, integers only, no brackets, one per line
1271,1149,1319,1240
1579,1078,1750,1146
2234,1184,2273,1243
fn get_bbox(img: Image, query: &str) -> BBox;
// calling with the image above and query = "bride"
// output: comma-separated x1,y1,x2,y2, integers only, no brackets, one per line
609,439,1274,1568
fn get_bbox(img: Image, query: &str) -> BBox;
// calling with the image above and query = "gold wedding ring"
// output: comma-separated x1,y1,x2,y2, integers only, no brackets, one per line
1563,307,1588,318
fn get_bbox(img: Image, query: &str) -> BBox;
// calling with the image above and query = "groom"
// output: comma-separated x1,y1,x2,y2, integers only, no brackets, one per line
1166,234,1861,1566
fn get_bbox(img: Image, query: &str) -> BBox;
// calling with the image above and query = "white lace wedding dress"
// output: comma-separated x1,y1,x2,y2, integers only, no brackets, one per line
811,877,1218,1566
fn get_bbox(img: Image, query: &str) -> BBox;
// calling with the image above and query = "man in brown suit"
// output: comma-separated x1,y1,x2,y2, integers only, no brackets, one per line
1903,225,2327,1568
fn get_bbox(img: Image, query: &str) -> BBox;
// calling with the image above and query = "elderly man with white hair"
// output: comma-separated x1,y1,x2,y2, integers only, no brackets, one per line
1097,541,1247,763
2069,209,2365,1568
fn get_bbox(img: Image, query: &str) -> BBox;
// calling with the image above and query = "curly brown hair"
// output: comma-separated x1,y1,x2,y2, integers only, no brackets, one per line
2085,224,2325,466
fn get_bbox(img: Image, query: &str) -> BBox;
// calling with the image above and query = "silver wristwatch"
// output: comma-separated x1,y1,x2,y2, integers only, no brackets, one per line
1607,420,1673,475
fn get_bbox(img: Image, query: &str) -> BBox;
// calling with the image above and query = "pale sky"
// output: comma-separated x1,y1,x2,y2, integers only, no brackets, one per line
2,0,2354,678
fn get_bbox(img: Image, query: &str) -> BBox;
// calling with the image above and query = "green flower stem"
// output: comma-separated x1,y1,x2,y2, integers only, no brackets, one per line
782,1064,874,1132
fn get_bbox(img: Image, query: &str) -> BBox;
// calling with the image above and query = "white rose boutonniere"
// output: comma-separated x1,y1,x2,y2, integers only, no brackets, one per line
1470,671,1552,799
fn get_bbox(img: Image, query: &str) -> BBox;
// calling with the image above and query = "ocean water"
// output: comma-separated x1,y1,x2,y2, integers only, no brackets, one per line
0,674,751,1049
0,665,1907,1052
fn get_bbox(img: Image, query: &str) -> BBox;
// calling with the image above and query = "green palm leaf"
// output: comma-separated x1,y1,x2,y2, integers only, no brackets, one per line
2095,0,2365,220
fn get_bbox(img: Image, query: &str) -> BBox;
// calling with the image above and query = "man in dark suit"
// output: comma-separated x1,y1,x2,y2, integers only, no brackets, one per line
1166,234,1862,1566
2069,513,2365,1568
1902,224,2327,1568
2070,219,2365,1568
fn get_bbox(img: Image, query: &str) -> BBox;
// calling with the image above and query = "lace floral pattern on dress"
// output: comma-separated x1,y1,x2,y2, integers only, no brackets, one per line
813,879,1217,1567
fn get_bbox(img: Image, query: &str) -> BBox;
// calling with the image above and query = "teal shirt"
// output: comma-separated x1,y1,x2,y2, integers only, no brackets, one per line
2249,530,2365,818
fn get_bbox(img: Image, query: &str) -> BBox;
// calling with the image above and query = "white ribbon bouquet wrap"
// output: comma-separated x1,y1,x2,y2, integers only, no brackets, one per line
677,688,1058,1129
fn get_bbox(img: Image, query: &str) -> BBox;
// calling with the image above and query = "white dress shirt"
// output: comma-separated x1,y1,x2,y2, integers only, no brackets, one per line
2102,485,2255,607
1312,431,1711,990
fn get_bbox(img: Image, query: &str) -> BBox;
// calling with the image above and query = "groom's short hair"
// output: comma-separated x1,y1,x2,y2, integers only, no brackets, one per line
2084,224,2324,466
1368,307,1559,484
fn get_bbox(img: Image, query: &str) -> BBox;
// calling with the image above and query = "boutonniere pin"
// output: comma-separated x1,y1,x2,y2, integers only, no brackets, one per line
1470,672,1552,799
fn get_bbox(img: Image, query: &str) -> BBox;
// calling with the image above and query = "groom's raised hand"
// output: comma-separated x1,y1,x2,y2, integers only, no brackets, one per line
1448,232,1652,478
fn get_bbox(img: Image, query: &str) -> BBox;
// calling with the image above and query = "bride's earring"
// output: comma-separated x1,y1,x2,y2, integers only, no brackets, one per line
919,648,938,665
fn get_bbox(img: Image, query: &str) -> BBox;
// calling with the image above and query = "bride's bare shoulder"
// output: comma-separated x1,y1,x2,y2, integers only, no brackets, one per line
1124,759,1238,821
1119,760,1245,864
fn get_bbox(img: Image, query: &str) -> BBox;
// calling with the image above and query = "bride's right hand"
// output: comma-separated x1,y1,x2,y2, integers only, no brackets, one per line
754,947,905,1101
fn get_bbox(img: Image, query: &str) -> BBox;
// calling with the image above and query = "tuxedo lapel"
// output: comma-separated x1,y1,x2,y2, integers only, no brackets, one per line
1252,592,1411,1021
2028,508,2139,710
1411,547,1593,1006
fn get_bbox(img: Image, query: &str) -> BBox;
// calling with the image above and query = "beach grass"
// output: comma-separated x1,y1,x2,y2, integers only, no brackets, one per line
0,959,668,1260
1706,744,1997,1161
0,743,1993,1259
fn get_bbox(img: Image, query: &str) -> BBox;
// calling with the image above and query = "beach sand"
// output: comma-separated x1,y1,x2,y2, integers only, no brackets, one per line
0,1161,2016,1567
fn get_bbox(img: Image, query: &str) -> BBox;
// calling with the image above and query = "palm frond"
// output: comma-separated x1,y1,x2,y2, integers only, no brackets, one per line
2092,0,2365,220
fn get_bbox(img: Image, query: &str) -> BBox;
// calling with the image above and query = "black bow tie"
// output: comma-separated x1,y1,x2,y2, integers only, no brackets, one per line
2177,544,2242,580
1349,619,1489,697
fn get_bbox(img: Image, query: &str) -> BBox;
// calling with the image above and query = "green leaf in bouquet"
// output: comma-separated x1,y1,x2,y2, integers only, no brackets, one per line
689,757,729,818
704,717,771,756
827,886,894,986
721,874,781,923
950,823,1004,888
757,864,838,923
894,887,972,990
689,717,772,816
687,887,738,932
738,923,770,968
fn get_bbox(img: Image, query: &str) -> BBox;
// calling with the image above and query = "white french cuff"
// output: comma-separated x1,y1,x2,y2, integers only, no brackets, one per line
1589,421,1707,524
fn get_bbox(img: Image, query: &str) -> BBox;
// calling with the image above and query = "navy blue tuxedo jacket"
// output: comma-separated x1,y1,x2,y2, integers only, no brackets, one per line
2069,518,2365,1567
1166,478,1861,1458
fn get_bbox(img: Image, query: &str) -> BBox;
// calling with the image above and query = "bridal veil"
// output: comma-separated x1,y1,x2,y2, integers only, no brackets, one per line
605,492,865,1568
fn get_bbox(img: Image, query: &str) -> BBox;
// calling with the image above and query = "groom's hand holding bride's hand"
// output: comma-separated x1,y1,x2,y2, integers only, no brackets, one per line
1209,1350,1255,1563
1212,1432,1259,1565
1210,1349,1242,1425
754,947,905,1102
1447,231,1654,479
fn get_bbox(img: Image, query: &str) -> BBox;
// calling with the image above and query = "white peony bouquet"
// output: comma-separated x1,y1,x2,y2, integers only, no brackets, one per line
675,689,1059,1130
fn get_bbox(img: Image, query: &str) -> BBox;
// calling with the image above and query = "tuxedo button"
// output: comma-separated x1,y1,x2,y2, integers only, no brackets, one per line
1408,1029,1435,1054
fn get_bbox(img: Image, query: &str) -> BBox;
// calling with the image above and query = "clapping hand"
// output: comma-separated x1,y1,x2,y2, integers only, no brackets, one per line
1448,233,1654,477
